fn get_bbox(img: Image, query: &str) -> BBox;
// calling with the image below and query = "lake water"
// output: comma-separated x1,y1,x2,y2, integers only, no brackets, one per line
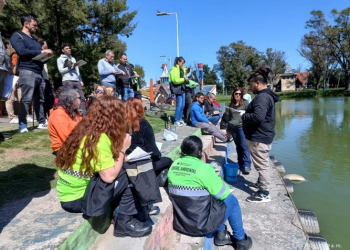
271,97,350,249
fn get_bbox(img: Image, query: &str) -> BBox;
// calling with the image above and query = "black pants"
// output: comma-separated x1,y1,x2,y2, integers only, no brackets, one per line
134,91,142,100
153,157,173,175
44,80,54,118
61,173,139,215
183,91,192,123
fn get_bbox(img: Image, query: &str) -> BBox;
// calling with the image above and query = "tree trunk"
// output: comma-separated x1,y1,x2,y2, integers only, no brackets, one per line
54,3,62,53
345,71,350,91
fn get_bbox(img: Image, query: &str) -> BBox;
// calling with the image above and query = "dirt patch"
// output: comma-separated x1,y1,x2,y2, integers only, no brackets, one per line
2,148,47,163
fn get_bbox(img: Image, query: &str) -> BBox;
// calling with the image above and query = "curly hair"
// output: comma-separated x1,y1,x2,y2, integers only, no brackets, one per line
230,87,244,107
125,98,145,133
55,88,79,120
55,96,127,176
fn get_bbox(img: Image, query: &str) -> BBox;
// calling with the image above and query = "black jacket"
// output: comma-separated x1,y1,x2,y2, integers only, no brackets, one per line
203,99,215,116
242,88,279,144
10,31,43,75
116,63,134,88
127,119,162,161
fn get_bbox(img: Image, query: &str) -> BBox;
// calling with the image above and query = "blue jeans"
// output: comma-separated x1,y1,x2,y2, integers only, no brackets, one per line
175,93,185,121
205,194,245,241
121,87,134,103
229,127,251,169
208,114,221,126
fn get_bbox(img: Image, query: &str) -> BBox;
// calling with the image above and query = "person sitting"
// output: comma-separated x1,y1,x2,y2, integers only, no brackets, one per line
226,87,251,175
167,136,252,250
48,89,82,155
203,92,221,126
125,97,173,186
87,84,106,110
55,96,152,237
191,92,227,142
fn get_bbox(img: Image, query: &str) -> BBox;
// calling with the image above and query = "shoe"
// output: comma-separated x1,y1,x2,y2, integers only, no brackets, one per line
179,120,186,126
248,182,260,192
114,214,152,238
246,191,271,203
240,167,251,175
234,234,252,250
214,227,233,246
156,169,168,187
37,123,48,129
226,136,234,143
174,121,182,127
9,117,19,124
19,128,29,133
26,116,35,122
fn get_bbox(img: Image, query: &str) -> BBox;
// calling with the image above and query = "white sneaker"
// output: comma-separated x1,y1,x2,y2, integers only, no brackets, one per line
19,128,29,133
37,123,48,129
26,116,36,122
9,117,19,124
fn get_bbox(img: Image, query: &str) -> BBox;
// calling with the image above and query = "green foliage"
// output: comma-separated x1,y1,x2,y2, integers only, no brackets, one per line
262,48,287,76
0,0,137,94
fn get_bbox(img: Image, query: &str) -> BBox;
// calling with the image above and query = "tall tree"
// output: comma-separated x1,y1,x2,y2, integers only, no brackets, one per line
215,40,262,90
305,8,350,90
262,48,287,75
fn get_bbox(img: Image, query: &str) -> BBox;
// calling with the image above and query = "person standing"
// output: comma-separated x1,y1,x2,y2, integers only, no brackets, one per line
38,39,54,118
57,43,86,113
116,53,136,103
129,64,141,100
242,87,252,103
97,50,125,97
169,57,188,126
242,68,279,203
10,14,53,133
183,67,194,124
226,87,251,175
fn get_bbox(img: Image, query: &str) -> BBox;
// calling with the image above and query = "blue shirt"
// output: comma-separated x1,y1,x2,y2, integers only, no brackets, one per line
97,58,122,84
191,102,210,125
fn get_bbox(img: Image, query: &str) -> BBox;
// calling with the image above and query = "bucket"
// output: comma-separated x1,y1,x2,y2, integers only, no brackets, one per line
223,163,239,183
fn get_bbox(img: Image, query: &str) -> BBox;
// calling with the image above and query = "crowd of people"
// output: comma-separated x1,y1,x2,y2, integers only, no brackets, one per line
0,10,281,250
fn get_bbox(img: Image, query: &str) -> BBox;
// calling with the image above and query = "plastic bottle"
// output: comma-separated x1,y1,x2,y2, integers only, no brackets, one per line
167,115,172,130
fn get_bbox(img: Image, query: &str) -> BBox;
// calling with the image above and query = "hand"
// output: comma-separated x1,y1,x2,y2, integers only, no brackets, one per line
122,134,131,152
185,77,189,82
209,122,213,126
122,72,126,76
41,49,53,56
238,110,245,116
226,131,230,138
113,69,117,73
80,82,84,87
135,74,140,77
213,110,219,114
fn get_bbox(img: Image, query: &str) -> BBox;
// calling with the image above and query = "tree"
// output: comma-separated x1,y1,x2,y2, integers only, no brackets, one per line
262,48,287,75
305,8,350,90
215,40,262,90
0,0,137,94
133,64,146,88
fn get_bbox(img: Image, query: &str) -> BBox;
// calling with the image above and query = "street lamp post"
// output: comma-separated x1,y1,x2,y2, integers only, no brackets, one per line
156,11,179,57
160,55,171,69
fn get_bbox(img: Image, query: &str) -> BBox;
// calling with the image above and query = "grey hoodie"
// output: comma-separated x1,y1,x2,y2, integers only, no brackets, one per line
57,54,82,82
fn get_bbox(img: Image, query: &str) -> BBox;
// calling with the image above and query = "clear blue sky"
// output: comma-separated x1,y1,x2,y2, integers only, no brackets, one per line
120,0,349,86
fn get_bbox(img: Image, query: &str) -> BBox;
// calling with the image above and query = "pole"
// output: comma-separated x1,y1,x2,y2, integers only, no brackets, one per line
150,78,154,103
175,13,179,57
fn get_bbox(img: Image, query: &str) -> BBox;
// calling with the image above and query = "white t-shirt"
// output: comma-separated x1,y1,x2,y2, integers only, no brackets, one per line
243,93,252,103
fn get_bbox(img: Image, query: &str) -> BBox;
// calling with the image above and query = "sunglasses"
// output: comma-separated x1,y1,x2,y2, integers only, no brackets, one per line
96,89,105,93
234,92,242,96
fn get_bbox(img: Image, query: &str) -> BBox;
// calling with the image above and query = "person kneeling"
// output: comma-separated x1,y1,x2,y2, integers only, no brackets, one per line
167,136,252,250
191,92,228,142
55,96,152,238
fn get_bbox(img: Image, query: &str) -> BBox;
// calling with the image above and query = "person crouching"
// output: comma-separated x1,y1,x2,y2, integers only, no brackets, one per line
167,136,252,250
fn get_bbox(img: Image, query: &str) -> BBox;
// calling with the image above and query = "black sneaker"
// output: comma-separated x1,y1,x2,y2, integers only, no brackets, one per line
234,234,252,250
240,167,251,175
214,227,232,246
248,182,260,192
246,191,271,203
114,214,152,238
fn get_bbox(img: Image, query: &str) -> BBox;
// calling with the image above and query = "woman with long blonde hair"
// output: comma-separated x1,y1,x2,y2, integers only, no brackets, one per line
55,96,152,238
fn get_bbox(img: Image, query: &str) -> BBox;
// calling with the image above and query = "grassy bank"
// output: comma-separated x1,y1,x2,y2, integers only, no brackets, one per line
216,88,350,103
0,115,168,207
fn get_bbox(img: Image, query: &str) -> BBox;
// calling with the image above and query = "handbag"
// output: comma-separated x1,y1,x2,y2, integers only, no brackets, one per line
81,173,115,217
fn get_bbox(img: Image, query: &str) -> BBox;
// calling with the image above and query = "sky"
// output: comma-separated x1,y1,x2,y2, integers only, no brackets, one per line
119,0,350,86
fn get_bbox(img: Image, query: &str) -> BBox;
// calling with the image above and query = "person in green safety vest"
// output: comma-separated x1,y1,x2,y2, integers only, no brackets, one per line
130,64,141,100
167,136,252,250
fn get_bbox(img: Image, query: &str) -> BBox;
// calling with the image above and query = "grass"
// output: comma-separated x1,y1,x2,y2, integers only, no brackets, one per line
0,114,170,207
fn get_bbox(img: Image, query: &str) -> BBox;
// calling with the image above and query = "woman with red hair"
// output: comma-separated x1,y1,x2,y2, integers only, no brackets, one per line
125,97,173,186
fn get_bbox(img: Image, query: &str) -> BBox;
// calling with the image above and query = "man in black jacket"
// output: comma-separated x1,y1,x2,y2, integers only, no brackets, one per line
10,14,53,133
203,92,221,125
116,53,138,103
241,68,279,203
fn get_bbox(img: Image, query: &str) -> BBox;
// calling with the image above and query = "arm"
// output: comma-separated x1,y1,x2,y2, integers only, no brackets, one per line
52,113,77,142
193,105,210,123
241,95,270,123
99,134,131,183
199,164,229,200
10,33,41,57
169,67,185,85
98,60,114,75
141,120,161,160
57,57,72,74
